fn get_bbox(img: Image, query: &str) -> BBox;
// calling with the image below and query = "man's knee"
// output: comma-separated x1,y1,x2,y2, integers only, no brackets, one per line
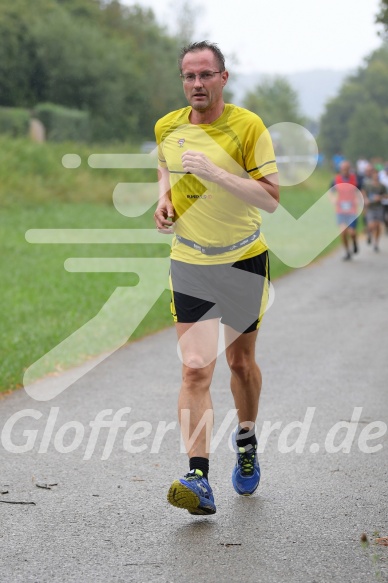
182,357,213,386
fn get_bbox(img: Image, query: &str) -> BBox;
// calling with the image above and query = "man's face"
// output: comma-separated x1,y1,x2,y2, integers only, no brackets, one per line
340,161,351,176
180,49,228,112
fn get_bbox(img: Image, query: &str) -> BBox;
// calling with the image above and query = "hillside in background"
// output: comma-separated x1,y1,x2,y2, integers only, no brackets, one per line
230,69,350,119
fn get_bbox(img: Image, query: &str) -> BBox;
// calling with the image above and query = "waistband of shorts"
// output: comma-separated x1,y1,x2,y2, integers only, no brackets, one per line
175,228,261,256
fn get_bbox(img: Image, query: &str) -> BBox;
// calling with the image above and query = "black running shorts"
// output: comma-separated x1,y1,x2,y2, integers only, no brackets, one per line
169,251,270,333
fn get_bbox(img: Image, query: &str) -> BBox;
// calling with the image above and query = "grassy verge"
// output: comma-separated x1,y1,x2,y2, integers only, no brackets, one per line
0,138,337,392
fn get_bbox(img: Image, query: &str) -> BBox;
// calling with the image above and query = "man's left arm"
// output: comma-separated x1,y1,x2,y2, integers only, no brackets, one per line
181,150,279,213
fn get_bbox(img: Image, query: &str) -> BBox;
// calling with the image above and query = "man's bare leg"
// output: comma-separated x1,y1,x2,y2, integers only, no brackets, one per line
225,327,262,495
176,319,219,458
340,228,351,258
167,318,219,514
225,328,261,427
349,226,358,254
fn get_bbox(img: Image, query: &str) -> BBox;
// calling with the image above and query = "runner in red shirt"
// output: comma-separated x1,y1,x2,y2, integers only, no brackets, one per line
330,161,362,261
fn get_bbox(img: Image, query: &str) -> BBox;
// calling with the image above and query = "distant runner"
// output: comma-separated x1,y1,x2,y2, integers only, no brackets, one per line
330,160,362,261
362,167,387,252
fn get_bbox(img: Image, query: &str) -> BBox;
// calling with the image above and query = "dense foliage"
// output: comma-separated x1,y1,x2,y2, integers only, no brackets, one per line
0,0,186,141
319,42,388,161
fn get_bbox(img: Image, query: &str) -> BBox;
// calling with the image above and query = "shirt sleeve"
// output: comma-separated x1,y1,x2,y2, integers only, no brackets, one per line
244,116,277,180
154,119,167,168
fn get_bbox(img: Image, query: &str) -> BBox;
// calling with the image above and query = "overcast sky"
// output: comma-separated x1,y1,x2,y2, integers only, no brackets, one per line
122,0,383,74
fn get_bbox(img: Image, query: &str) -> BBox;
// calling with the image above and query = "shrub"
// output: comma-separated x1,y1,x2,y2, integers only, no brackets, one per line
34,103,90,142
0,107,30,137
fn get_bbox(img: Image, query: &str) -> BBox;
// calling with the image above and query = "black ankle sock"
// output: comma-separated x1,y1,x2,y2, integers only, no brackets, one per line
189,457,209,479
236,426,257,450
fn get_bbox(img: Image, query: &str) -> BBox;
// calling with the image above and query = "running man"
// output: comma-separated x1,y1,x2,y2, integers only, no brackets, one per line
330,160,362,261
154,41,279,515
362,167,387,252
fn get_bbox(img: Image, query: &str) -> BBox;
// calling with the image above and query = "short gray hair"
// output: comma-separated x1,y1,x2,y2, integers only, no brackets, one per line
178,41,226,73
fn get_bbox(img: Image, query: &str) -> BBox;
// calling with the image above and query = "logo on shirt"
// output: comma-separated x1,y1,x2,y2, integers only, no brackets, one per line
186,194,213,199
177,138,185,147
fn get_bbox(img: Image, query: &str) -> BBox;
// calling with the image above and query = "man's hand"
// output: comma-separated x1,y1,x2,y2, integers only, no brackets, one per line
181,150,221,182
154,195,175,234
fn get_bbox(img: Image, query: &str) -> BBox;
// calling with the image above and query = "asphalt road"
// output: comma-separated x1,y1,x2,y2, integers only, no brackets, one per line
1,237,387,583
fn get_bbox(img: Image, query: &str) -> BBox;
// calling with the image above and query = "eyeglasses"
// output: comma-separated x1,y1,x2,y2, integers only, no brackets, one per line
180,71,223,83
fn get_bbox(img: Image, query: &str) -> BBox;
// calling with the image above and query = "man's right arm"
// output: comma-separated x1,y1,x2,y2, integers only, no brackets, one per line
154,166,175,233
329,179,337,205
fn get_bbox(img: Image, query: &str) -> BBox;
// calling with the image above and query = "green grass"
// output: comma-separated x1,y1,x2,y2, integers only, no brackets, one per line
0,137,338,392
0,136,156,206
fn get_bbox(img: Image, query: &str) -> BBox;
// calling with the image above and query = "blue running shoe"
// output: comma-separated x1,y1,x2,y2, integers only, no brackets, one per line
232,430,260,496
167,469,216,515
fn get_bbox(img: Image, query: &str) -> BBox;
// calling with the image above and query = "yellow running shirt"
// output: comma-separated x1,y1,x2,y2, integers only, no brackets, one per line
155,104,277,265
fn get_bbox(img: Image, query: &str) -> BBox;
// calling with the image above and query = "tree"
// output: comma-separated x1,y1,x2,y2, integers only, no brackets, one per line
319,81,366,159
0,0,198,141
344,102,388,161
55,0,102,20
242,76,304,127
102,3,185,137
319,43,388,160
376,0,388,33
0,2,45,106
30,8,144,140
171,0,204,47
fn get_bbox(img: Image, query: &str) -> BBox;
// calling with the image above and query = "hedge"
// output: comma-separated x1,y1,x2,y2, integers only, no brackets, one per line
0,107,30,137
34,103,90,142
